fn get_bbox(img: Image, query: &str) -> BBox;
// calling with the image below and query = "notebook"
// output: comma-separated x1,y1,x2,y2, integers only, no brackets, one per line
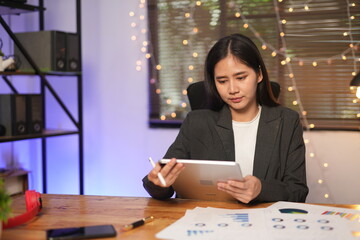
159,159,243,202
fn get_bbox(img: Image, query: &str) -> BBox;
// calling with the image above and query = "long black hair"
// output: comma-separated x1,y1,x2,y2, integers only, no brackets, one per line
204,33,279,110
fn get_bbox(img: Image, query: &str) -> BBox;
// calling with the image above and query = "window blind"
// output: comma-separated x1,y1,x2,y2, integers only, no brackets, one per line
148,0,360,130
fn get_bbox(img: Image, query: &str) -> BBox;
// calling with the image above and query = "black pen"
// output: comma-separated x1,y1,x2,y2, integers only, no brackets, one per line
121,216,154,231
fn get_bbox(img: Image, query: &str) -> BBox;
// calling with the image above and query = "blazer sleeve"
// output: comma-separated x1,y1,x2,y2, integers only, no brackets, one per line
254,114,308,203
142,115,192,199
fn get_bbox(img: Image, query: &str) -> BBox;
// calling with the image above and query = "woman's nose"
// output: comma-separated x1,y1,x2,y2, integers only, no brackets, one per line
228,80,239,94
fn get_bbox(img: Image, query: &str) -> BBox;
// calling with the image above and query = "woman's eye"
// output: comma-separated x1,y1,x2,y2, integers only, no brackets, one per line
237,76,246,80
217,80,226,84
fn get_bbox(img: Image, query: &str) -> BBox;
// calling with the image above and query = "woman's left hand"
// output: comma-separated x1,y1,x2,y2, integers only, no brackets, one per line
217,175,262,204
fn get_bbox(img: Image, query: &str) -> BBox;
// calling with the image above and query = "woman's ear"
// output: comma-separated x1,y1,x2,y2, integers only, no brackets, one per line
257,68,263,83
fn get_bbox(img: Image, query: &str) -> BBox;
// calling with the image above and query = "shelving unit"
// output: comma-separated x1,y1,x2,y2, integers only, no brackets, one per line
0,0,84,194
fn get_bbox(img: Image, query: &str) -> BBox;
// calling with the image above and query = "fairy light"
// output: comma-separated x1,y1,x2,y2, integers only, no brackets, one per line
196,1,202,6
166,99,172,104
235,12,241,18
318,179,323,184
243,23,249,29
182,90,187,95
288,86,294,91
156,64,162,70
145,53,151,59
171,112,177,118
193,27,199,33
261,44,267,50
323,163,329,168
292,100,298,105
192,52,198,57
324,194,329,198
160,115,166,120
181,102,187,108
271,51,277,57
302,111,307,116
304,5,309,11
185,12,190,18
141,47,146,52
288,7,294,12
289,73,294,78
312,61,317,67
129,11,135,17
131,35,137,41
183,40,189,45
131,22,136,27
155,89,161,94
281,19,287,24
309,153,315,158
188,65,194,70
309,124,315,128
187,77,194,83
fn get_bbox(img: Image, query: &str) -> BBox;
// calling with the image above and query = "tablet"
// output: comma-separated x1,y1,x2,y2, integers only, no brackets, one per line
159,159,243,202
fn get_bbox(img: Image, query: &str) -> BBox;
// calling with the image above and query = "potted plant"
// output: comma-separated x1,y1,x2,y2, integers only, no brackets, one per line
0,178,12,234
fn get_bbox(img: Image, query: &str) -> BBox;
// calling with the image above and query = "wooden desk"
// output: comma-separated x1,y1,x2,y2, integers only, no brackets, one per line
3,194,360,240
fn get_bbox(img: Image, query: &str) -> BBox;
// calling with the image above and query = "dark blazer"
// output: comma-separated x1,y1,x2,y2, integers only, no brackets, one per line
143,105,308,203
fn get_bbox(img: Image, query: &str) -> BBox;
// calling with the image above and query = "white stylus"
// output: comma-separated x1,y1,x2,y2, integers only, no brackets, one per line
149,157,167,187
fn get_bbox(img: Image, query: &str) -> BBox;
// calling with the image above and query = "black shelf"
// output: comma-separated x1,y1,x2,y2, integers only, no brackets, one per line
0,129,80,142
0,2,45,15
0,0,83,194
0,71,82,76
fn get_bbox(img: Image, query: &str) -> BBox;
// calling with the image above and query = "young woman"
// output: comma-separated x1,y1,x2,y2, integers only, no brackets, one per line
143,33,308,203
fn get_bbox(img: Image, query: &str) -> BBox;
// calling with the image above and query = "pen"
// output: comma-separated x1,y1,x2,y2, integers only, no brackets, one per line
148,157,167,187
121,216,155,231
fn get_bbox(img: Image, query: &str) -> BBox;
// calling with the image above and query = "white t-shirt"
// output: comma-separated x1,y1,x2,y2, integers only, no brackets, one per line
232,106,261,177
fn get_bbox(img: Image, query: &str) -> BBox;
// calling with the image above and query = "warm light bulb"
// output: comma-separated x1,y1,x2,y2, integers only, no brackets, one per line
243,23,249,29
160,115,166,120
182,90,187,95
188,77,194,83
318,179,323,184
271,51,277,57
188,65,194,70
181,102,187,108
166,99,172,104
235,12,241,18
324,194,329,199
304,5,309,10
171,112,177,118
309,124,315,128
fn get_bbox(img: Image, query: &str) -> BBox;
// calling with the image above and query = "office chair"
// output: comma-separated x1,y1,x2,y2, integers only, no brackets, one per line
187,81,281,110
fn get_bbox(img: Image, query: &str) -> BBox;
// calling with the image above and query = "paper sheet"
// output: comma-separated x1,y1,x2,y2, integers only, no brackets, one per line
156,204,355,240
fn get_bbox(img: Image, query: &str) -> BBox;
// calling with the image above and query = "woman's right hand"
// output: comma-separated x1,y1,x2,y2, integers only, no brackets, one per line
147,158,185,187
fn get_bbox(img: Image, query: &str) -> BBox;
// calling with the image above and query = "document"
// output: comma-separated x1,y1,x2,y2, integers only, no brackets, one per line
156,204,355,240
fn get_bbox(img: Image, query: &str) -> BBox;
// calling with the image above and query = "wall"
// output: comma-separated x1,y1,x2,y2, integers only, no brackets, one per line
0,0,359,204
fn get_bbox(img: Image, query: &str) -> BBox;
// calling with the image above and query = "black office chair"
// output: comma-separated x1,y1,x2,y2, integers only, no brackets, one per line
187,81,281,110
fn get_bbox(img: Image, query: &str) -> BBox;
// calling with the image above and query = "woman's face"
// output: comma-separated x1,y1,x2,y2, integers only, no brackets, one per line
214,54,262,121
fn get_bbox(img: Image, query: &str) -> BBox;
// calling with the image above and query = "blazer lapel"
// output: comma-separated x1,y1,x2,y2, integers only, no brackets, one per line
253,106,282,179
215,106,235,161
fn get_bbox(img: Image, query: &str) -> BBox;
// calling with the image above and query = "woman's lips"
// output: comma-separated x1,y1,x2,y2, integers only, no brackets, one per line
229,97,243,103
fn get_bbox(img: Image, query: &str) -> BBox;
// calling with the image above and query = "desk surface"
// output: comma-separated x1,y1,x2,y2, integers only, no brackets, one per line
3,194,360,240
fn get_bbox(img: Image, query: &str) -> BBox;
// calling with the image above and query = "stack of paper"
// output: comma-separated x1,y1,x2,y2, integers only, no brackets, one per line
156,202,359,240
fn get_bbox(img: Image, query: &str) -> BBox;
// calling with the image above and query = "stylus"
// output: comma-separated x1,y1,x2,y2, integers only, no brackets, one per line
148,157,167,187
121,216,154,231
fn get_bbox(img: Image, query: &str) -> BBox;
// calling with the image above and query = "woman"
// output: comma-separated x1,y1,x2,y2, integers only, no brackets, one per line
143,33,308,203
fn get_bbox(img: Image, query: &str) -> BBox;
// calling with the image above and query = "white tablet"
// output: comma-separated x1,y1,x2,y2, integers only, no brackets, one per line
159,159,243,202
